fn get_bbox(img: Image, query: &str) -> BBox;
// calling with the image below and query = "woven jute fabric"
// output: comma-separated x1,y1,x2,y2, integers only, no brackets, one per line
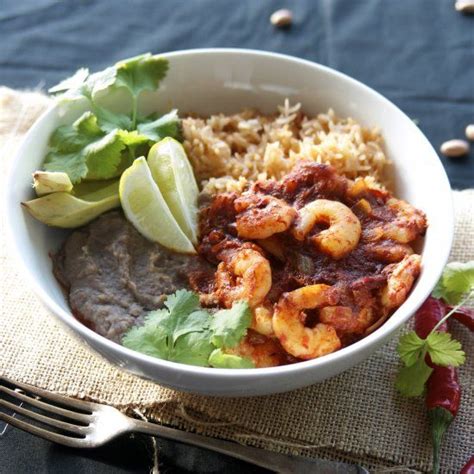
1,88,472,473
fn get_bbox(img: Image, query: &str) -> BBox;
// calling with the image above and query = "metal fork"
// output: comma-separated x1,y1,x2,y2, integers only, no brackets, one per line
0,377,367,473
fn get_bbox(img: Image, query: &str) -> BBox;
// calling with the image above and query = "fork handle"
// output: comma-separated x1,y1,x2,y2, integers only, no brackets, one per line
131,419,367,473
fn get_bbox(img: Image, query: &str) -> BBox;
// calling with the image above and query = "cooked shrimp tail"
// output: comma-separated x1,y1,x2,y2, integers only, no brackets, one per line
273,284,341,359
292,199,361,259
235,193,296,240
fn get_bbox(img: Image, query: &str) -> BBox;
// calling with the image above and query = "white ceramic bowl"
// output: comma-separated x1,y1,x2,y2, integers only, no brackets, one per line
5,49,453,396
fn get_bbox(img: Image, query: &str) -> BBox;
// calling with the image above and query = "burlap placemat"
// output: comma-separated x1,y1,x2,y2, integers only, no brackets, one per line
1,88,472,473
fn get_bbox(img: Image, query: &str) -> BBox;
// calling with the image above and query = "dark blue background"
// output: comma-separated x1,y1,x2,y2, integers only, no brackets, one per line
1,1,473,472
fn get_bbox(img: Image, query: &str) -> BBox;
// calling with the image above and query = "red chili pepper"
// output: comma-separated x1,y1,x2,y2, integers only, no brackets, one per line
414,297,448,338
446,305,474,332
460,455,474,474
414,297,461,474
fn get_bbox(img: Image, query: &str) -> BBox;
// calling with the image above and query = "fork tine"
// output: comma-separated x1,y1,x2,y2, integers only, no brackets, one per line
0,386,90,423
0,376,96,411
0,412,84,448
0,399,86,436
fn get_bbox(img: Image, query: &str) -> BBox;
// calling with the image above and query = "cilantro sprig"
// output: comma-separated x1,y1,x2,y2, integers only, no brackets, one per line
396,261,473,397
432,261,474,306
45,53,181,184
122,290,255,369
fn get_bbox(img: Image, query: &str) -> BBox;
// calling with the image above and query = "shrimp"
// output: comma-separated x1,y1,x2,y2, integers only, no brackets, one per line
251,303,274,337
292,199,361,259
273,284,341,359
235,193,296,239
366,241,414,263
319,306,375,334
383,198,427,243
256,235,285,261
226,334,284,368
213,249,272,308
365,198,427,244
381,254,422,309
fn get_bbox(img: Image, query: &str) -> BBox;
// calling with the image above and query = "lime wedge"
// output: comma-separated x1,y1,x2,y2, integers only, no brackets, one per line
147,138,199,244
33,171,73,196
22,180,119,228
119,156,196,254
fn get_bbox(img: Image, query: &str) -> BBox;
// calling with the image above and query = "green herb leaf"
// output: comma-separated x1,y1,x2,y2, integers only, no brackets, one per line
426,332,466,367
49,113,101,152
116,130,150,147
397,331,426,367
208,349,255,369
432,261,474,305
49,66,119,102
122,291,253,367
42,152,89,184
43,55,179,191
172,310,211,344
83,130,127,180
137,110,181,142
395,261,472,400
44,111,127,183
171,331,214,366
49,54,168,109
123,291,213,366
48,68,89,96
122,315,169,359
164,289,201,323
395,356,433,397
75,112,103,136
114,53,169,99
210,301,252,349
86,66,118,96
93,104,133,133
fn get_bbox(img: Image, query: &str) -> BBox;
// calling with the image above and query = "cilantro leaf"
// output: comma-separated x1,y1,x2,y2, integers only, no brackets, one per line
426,332,466,367
397,331,426,367
48,68,89,96
43,152,88,183
49,113,102,152
114,53,169,99
159,290,209,345
83,130,126,180
86,66,118,96
117,130,150,147
164,289,200,322
171,310,210,343
171,331,214,366
44,112,126,183
123,291,213,366
142,289,201,341
208,349,255,369
395,356,433,397
75,112,103,136
122,291,253,367
210,301,252,349
432,261,474,305
93,104,133,133
137,110,181,142
122,315,169,359
49,66,118,103
44,54,180,188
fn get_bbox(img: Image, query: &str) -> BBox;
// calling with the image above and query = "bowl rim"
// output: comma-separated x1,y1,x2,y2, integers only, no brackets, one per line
5,47,454,381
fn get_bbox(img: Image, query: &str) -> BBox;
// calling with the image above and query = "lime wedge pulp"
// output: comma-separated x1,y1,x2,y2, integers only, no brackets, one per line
119,156,196,254
147,138,199,244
